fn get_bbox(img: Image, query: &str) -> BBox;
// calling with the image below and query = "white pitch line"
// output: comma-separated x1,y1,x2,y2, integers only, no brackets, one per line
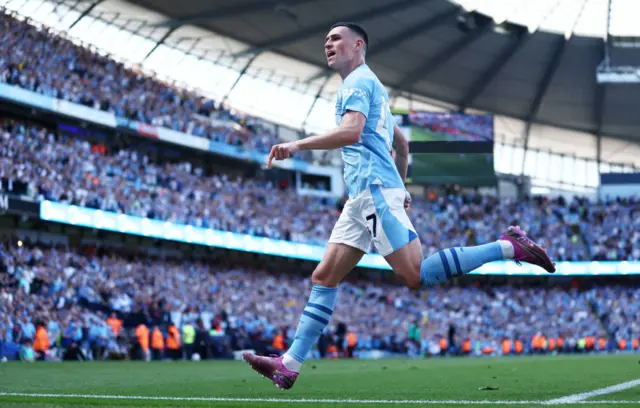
544,378,640,405
0,392,537,405
1,392,639,405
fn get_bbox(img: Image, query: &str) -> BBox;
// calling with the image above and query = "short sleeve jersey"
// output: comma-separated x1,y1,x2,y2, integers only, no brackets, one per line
335,64,404,198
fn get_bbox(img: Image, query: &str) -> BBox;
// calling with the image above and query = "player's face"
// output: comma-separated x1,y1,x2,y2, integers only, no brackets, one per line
325,26,361,70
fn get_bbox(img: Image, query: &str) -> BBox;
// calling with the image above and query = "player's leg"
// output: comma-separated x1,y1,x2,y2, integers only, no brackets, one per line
243,243,363,389
283,242,364,370
385,237,512,288
384,238,423,288
389,225,556,288
243,199,368,390
368,186,555,288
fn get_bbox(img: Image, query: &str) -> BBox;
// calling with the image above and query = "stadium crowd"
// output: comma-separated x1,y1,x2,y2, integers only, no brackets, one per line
0,9,637,261
0,11,283,155
589,286,640,349
1,240,638,363
0,118,336,246
2,118,638,261
0,4,638,366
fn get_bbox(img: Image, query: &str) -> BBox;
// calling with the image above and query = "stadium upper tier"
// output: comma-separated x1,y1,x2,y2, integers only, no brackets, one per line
0,4,638,195
1,118,638,262
0,12,324,162
2,240,637,357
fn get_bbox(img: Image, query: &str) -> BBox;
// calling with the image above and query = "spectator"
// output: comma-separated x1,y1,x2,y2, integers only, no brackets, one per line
0,12,296,157
2,118,636,261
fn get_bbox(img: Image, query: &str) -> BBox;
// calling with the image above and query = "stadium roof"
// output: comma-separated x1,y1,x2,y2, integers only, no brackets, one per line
125,0,640,144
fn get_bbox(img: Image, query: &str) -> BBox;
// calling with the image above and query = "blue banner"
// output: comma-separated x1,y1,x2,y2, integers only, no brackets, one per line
0,83,117,127
39,201,640,275
0,82,53,111
52,99,116,128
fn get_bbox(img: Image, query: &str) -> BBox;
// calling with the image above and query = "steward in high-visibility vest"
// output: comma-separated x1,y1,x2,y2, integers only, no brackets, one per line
548,337,556,352
151,326,165,361
514,339,524,354
346,332,357,358
166,323,181,360
501,339,511,355
272,334,285,351
462,339,472,354
618,339,627,351
182,322,196,359
135,324,149,361
33,325,50,360
106,313,122,338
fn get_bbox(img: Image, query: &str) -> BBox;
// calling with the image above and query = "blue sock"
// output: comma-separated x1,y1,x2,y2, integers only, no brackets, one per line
286,284,338,364
420,243,503,286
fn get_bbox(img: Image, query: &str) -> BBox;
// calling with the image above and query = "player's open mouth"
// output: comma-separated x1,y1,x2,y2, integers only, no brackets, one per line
326,51,336,59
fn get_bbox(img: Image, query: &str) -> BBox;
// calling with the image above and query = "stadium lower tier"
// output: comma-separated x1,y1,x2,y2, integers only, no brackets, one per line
0,240,638,362
1,118,638,262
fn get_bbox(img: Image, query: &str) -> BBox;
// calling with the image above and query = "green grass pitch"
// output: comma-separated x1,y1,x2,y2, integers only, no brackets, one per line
0,354,639,408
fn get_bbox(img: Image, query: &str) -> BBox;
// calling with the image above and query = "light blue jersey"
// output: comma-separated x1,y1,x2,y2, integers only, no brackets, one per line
335,64,404,198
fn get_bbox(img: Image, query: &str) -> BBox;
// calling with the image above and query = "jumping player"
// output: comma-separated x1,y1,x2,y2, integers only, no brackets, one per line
242,22,555,390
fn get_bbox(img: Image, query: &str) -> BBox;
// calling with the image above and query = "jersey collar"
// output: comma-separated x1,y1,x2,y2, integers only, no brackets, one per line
343,63,368,82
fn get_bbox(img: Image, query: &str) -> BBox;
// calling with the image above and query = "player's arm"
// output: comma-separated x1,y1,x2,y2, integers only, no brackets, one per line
266,111,365,168
266,78,372,168
392,123,409,183
297,111,365,151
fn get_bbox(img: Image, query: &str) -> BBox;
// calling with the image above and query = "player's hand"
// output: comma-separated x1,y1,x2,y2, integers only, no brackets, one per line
266,142,300,168
404,190,412,210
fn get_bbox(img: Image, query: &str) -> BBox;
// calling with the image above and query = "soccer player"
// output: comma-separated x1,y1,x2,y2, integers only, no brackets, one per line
242,22,555,390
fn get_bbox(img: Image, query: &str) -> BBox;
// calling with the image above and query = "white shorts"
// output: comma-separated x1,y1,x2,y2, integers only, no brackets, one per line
328,185,418,257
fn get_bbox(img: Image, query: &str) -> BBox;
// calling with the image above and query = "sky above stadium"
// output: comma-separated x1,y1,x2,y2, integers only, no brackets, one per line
452,0,638,38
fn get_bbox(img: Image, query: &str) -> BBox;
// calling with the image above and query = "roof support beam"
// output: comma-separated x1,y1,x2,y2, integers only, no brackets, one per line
594,41,606,138
154,0,318,28
524,37,566,124
304,6,459,83
68,0,104,30
222,55,259,104
51,0,67,16
594,85,606,134
596,131,602,169
521,37,566,174
104,12,121,26
391,21,492,98
458,30,528,111
594,78,605,179
181,37,202,55
301,74,333,130
233,0,431,58
141,27,177,62
564,0,589,40
127,20,148,36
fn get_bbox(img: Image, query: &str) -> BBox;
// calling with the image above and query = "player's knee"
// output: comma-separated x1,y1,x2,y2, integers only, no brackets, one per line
404,270,421,290
311,263,340,287
398,262,421,290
